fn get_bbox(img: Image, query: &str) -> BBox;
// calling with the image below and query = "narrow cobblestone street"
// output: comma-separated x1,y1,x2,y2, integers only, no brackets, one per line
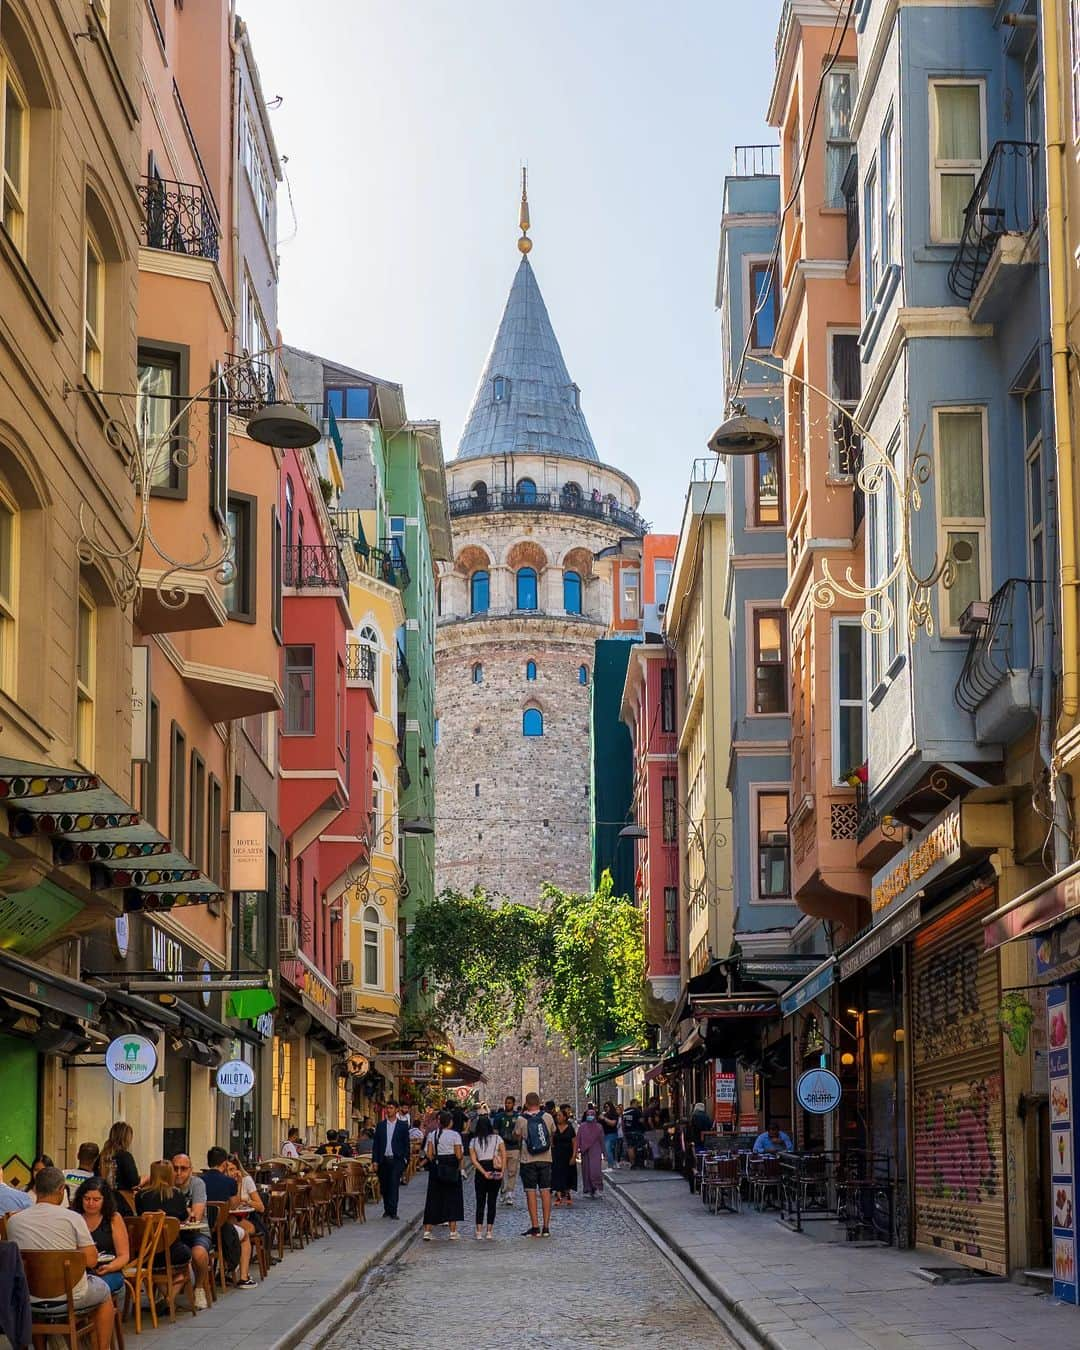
325,1185,733,1348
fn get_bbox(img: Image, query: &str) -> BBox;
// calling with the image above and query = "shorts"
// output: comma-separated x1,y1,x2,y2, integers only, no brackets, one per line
189,1232,213,1253
519,1161,552,1192
32,1273,111,1315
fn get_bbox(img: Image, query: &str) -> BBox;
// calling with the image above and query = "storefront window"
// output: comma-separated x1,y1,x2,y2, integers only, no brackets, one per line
238,891,263,964
227,1038,258,1164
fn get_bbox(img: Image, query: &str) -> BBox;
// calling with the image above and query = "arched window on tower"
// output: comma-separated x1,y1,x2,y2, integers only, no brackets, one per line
563,570,582,615
472,663,483,684
516,566,538,610
526,660,537,681
523,707,544,737
470,569,489,614
579,664,589,686
515,477,537,504
493,376,509,403
470,480,488,507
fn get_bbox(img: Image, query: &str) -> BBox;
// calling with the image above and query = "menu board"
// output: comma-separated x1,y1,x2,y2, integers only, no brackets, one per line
714,1062,737,1126
1049,985,1078,1303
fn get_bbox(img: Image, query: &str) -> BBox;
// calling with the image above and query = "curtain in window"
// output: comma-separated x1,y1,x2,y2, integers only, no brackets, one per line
935,85,981,160
938,411,984,517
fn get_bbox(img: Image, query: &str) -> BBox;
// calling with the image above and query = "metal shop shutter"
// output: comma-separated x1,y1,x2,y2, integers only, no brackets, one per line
911,886,1006,1275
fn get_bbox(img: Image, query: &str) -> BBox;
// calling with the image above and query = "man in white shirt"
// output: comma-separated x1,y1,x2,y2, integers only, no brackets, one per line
7,1167,115,1350
0,1163,32,1216
281,1127,301,1158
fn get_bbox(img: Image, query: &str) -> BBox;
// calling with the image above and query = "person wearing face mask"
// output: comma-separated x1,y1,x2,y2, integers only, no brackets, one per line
575,1104,605,1198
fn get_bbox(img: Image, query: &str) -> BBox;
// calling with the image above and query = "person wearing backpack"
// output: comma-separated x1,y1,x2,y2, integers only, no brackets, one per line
493,1096,521,1205
513,1092,556,1238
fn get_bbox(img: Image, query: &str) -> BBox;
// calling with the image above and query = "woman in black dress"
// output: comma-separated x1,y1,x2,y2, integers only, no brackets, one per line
135,1160,193,1293
100,1121,142,1215
551,1108,578,1208
422,1109,464,1241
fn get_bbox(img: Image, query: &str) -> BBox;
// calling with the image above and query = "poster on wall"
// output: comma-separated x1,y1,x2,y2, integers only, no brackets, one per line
1049,984,1077,1304
714,1063,736,1125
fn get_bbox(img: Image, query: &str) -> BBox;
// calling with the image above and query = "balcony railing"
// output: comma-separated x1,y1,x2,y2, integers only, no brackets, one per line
380,538,411,589
396,640,411,686
855,779,879,844
947,141,1040,302
224,352,276,415
734,144,779,177
346,642,375,684
137,174,219,260
283,544,348,593
955,578,1045,717
833,413,865,533
448,488,648,536
326,512,409,591
842,153,859,261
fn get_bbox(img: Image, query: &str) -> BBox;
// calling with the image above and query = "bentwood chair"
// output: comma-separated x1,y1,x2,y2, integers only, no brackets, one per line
343,1164,366,1223
266,1188,291,1259
21,1248,125,1350
308,1176,332,1238
122,1211,164,1334
150,1216,196,1322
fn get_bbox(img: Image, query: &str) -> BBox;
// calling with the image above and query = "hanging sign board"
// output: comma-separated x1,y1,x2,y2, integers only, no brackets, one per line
105,1034,157,1086
229,812,267,892
216,1059,256,1098
796,1068,842,1115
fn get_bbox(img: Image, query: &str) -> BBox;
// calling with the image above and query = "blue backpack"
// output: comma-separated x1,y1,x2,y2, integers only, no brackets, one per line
525,1111,550,1155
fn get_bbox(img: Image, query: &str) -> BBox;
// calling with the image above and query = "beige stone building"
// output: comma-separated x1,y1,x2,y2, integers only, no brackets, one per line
435,223,648,1105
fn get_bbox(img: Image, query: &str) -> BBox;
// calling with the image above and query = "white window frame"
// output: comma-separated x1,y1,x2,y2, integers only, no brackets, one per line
934,405,990,636
75,586,96,769
831,618,865,785
0,487,18,694
1022,382,1045,616
0,49,29,256
83,227,105,387
361,906,381,989
745,255,778,354
358,622,381,711
827,328,862,475
749,784,792,904
929,78,986,244
620,567,640,623
241,101,273,240
824,64,858,209
864,160,879,306
746,602,788,718
240,267,272,360
880,110,896,269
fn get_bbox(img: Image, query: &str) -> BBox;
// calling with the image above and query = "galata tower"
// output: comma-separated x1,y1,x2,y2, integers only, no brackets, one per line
434,181,646,1104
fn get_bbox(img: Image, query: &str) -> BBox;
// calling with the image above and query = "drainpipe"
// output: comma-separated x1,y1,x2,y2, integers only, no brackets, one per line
1035,1,1079,723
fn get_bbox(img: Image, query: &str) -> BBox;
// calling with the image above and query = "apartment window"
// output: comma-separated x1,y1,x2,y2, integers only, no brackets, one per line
325,386,371,420
654,559,672,608
143,696,160,827
83,228,105,386
169,723,186,845
825,67,857,207
207,775,222,884
470,569,489,615
930,80,985,243
621,568,640,622
832,620,865,783
935,408,988,631
864,164,879,303
0,48,28,254
663,887,678,955
189,751,206,869
660,666,676,733
523,708,544,737
358,624,380,708
0,492,17,693
516,567,538,610
241,103,273,238
240,269,271,360
224,495,256,620
75,589,96,767
526,660,537,681
389,516,406,568
284,645,315,734
753,610,787,714
662,776,677,843
749,261,778,350
757,792,791,900
271,507,283,641
752,449,783,526
869,431,906,681
1023,384,1045,595
880,112,896,268
829,332,862,475
563,570,582,614
363,906,380,986
284,478,295,550
137,346,187,491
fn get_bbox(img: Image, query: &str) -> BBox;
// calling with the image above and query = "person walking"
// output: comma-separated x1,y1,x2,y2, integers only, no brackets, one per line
514,1092,556,1238
422,1110,464,1241
550,1108,577,1208
372,1100,411,1219
468,1114,505,1240
493,1096,521,1205
576,1106,605,1198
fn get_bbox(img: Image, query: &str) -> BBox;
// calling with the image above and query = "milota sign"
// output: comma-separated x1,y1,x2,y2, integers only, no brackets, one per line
105,1034,157,1086
216,1059,256,1098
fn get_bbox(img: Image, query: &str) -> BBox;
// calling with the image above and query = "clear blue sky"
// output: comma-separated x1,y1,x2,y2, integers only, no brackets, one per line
251,0,781,533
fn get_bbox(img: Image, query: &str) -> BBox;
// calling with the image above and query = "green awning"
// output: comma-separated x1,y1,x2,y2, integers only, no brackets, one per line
226,988,277,1021
596,1035,639,1059
586,1060,641,1092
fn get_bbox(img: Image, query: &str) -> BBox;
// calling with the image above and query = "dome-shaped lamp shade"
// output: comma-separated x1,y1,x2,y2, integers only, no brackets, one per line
246,402,322,449
708,414,780,457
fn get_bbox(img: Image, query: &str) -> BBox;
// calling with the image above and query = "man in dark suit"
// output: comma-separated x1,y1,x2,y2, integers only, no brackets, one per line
372,1100,410,1219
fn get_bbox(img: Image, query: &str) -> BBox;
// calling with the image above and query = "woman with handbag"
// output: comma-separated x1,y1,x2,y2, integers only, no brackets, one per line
468,1114,505,1240
422,1110,464,1241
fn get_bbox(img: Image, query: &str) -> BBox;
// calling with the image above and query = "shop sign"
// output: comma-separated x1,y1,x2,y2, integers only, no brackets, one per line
838,897,922,982
1033,914,1080,981
114,915,129,959
131,646,150,762
871,801,961,923
229,812,267,892
150,926,183,979
346,1054,370,1077
199,959,212,1008
216,1059,256,1098
255,1012,274,1039
986,864,1080,952
105,1034,157,1086
1048,986,1078,1303
796,1068,842,1115
780,958,836,1017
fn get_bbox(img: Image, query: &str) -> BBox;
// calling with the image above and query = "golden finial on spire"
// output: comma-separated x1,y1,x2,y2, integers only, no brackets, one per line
518,166,532,255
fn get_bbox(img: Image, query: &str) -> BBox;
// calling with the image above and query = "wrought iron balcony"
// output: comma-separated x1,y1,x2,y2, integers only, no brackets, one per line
734,144,779,177
955,578,1045,745
396,640,411,686
380,538,411,589
833,415,865,534
842,153,859,262
282,544,348,593
325,512,410,592
947,141,1040,302
223,352,276,416
448,488,648,536
137,175,219,261
346,642,375,685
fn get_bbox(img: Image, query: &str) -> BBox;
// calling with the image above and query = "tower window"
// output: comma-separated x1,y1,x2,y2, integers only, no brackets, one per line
515,478,537,504
578,665,588,686
493,376,509,402
516,566,538,610
470,569,489,614
523,708,543,737
563,570,582,615
526,660,537,681
472,663,483,684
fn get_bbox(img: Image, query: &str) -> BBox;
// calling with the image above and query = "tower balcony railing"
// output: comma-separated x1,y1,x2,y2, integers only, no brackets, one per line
947,141,1040,302
282,544,348,594
448,488,648,535
137,174,220,261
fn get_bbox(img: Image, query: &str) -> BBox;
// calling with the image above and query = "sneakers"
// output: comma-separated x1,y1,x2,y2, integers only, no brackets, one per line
236,1278,257,1290
448,1231,460,1241
521,1226,540,1237
193,1288,208,1311
422,1231,433,1241
540,1228,551,1238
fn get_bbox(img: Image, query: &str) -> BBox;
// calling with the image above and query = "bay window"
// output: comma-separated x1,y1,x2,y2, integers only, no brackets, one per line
930,80,985,243
935,408,988,632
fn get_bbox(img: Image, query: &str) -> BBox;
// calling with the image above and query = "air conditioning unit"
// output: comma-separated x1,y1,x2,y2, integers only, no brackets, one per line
338,988,357,1018
336,960,355,988
278,914,298,957
657,602,667,616
766,831,789,847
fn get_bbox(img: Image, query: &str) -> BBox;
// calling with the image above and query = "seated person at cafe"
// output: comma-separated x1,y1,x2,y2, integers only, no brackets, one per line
202,1147,255,1288
315,1129,341,1157
354,1129,375,1155
281,1127,301,1159
172,1154,212,1309
64,1142,101,1195
135,1160,195,1296
70,1177,129,1295
0,1162,32,1214
753,1121,793,1154
8,1166,116,1350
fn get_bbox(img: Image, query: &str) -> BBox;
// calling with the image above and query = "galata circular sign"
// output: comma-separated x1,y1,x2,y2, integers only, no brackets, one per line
216,1059,256,1098
796,1068,842,1115
105,1034,157,1086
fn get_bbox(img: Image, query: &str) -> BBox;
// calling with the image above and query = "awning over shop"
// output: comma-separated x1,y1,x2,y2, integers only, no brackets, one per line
982,860,1080,950
437,1049,485,1086
585,1060,639,1092
0,948,104,1023
97,985,181,1032
690,994,779,1019
780,957,836,1017
836,896,922,982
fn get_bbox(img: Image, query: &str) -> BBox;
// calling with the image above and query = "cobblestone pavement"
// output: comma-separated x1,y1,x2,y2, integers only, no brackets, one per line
325,1184,732,1349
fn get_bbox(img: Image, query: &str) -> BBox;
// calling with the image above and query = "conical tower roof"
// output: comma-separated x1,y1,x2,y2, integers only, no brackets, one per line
455,255,599,463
